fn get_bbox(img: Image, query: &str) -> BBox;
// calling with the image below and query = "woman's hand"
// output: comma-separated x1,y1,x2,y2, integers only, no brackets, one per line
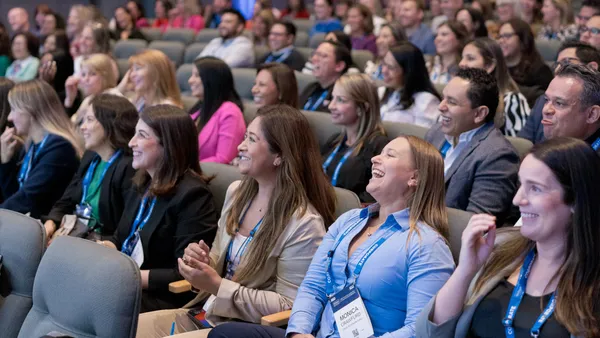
64,75,80,108
183,240,211,267
0,127,23,164
96,240,117,250
44,220,57,238
178,257,222,295
457,214,496,279
38,61,57,83
120,30,131,40
117,69,132,93
289,334,315,338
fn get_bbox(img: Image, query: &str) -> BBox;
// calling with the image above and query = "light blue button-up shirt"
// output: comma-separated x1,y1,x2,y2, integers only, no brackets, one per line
443,125,485,175
286,205,454,338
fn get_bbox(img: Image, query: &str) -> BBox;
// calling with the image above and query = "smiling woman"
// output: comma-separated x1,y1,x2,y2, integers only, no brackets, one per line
252,63,298,108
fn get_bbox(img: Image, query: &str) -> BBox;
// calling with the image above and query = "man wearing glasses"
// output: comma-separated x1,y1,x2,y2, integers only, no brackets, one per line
580,14,600,49
257,21,306,71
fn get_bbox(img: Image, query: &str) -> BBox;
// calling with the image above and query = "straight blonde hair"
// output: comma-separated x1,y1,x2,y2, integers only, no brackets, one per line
8,80,84,157
81,53,118,90
129,49,182,108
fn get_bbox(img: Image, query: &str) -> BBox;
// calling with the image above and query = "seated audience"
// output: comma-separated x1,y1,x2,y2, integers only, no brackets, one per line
520,0,544,34
205,0,232,29
198,9,254,68
459,38,531,136
126,1,150,28
74,22,112,75
40,12,66,40
417,137,600,338
66,54,122,123
398,0,436,55
41,30,70,55
538,0,578,41
456,6,488,38
252,63,299,108
119,49,183,112
518,41,600,143
99,105,218,312
66,5,94,58
576,0,600,28
356,0,388,35
136,105,337,337
280,0,311,19
152,0,173,29
38,49,75,104
346,4,378,55
114,7,148,41
0,24,12,77
209,135,456,338
7,8,30,35
300,41,351,112
0,80,82,218
166,0,206,33
335,0,353,21
431,0,464,31
580,14,600,49
429,20,468,85
322,73,389,202
309,0,344,38
257,21,306,71
302,31,362,75
0,78,15,135
364,22,407,81
33,5,52,38
6,32,40,82
496,0,518,22
251,9,275,47
188,57,245,164
499,19,553,106
380,43,441,127
425,68,519,224
44,94,138,240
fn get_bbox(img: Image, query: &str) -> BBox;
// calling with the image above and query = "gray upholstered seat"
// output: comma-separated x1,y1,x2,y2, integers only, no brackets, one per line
148,40,185,66
447,208,474,263
113,39,147,59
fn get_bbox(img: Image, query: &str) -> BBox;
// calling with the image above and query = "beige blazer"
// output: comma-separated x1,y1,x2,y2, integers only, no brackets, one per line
184,180,326,326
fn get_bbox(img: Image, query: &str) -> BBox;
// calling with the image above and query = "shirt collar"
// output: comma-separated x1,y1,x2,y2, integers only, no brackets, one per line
585,126,600,145
14,56,33,65
272,45,294,56
445,124,485,147
359,203,411,232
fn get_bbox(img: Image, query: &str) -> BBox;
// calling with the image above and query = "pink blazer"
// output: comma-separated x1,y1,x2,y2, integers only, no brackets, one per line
164,15,205,33
192,101,246,164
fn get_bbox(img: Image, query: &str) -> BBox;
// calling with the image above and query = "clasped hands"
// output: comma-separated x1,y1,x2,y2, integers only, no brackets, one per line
179,240,222,295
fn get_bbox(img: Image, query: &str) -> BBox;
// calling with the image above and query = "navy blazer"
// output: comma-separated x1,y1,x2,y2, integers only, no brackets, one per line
43,150,136,237
425,122,520,225
517,95,545,144
110,171,218,309
257,48,307,72
0,134,79,219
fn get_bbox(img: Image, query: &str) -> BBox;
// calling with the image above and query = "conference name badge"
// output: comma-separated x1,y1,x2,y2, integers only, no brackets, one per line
130,233,145,267
331,285,374,338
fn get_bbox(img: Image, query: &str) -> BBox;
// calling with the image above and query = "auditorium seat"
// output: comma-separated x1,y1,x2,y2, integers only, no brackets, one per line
182,95,199,113
535,39,561,62
232,68,257,101
294,70,316,95
295,31,309,47
243,101,259,125
195,29,220,43
17,236,141,338
0,210,46,338
201,162,242,214
506,136,533,159
148,40,185,66
383,120,428,139
351,50,375,72
309,32,326,48
301,110,340,148
176,63,193,94
255,45,271,64
447,207,474,263
296,47,313,63
184,42,207,63
140,27,163,41
116,58,130,80
292,19,314,33
113,39,147,60
162,28,196,45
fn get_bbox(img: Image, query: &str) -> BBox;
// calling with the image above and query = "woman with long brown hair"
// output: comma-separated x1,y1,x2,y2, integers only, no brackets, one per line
418,137,600,337
136,105,337,337
207,135,455,338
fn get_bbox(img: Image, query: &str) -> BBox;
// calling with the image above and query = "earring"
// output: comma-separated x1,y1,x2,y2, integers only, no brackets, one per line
274,158,282,166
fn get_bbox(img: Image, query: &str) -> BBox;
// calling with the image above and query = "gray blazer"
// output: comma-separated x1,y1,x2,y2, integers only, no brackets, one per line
425,122,520,225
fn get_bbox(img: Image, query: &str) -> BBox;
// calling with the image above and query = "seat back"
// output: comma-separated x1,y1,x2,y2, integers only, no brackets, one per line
292,19,314,33
506,136,533,159
181,95,199,113
176,63,194,94
162,28,196,44
232,68,257,100
184,43,207,64
17,236,141,338
294,70,316,95
301,110,340,148
309,33,326,48
196,29,220,43
383,121,429,139
447,208,473,263
0,210,46,338
201,162,243,215
116,58,130,80
351,50,374,72
140,27,163,41
295,31,309,47
296,47,313,63
243,101,259,125
255,45,271,64
333,188,361,219
148,40,185,66
535,39,562,62
113,39,147,60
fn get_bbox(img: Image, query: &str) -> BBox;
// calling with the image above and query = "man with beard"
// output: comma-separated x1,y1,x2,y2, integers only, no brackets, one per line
198,9,254,68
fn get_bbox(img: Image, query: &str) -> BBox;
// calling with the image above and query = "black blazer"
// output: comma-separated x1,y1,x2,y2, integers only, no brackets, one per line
299,82,334,113
257,48,307,72
43,150,136,237
110,171,218,308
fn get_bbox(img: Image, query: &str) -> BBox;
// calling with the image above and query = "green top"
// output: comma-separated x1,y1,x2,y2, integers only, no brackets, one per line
0,55,10,77
84,160,109,231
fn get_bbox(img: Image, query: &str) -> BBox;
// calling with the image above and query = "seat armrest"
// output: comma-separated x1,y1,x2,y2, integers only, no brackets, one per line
169,280,192,293
261,310,292,326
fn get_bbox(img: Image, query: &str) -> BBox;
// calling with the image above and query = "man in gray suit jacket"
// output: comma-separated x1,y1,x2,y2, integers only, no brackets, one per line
425,68,519,225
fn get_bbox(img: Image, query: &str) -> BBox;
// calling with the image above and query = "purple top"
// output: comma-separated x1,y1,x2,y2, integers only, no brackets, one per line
351,34,377,56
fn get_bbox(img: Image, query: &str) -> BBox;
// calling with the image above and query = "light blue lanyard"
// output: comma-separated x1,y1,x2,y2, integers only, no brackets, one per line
503,250,557,338
121,196,157,254
265,49,293,63
80,150,122,203
440,141,452,159
225,202,264,278
303,90,329,111
18,134,49,188
591,137,600,150
322,139,353,187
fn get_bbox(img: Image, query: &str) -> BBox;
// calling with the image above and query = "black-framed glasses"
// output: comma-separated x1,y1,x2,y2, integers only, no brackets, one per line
496,32,516,41
579,26,600,35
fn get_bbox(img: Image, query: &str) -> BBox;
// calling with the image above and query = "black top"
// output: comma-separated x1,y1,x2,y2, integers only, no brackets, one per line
257,48,307,72
110,171,218,309
0,134,80,219
509,60,552,107
43,151,136,238
299,82,334,113
469,279,570,338
321,132,389,203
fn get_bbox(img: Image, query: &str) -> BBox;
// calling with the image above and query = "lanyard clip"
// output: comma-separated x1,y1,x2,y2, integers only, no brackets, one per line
531,331,539,338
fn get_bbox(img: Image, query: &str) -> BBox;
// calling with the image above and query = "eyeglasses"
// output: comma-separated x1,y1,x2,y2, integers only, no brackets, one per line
579,26,600,35
496,32,516,40
552,58,581,72
577,14,593,22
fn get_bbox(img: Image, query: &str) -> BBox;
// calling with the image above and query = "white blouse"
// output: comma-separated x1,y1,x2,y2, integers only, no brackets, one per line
378,87,440,128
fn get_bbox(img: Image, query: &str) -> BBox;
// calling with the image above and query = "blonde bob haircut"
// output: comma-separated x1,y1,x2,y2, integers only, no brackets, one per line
8,80,84,157
350,3,375,35
549,0,574,24
128,49,182,108
332,73,386,156
81,53,118,91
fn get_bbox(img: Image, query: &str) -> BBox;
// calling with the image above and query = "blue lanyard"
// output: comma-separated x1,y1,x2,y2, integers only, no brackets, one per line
440,140,452,159
373,64,383,80
303,89,329,111
18,134,49,187
322,139,353,187
121,196,157,254
591,137,600,150
503,250,557,338
225,202,264,277
80,150,122,203
324,213,399,296
265,49,293,63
